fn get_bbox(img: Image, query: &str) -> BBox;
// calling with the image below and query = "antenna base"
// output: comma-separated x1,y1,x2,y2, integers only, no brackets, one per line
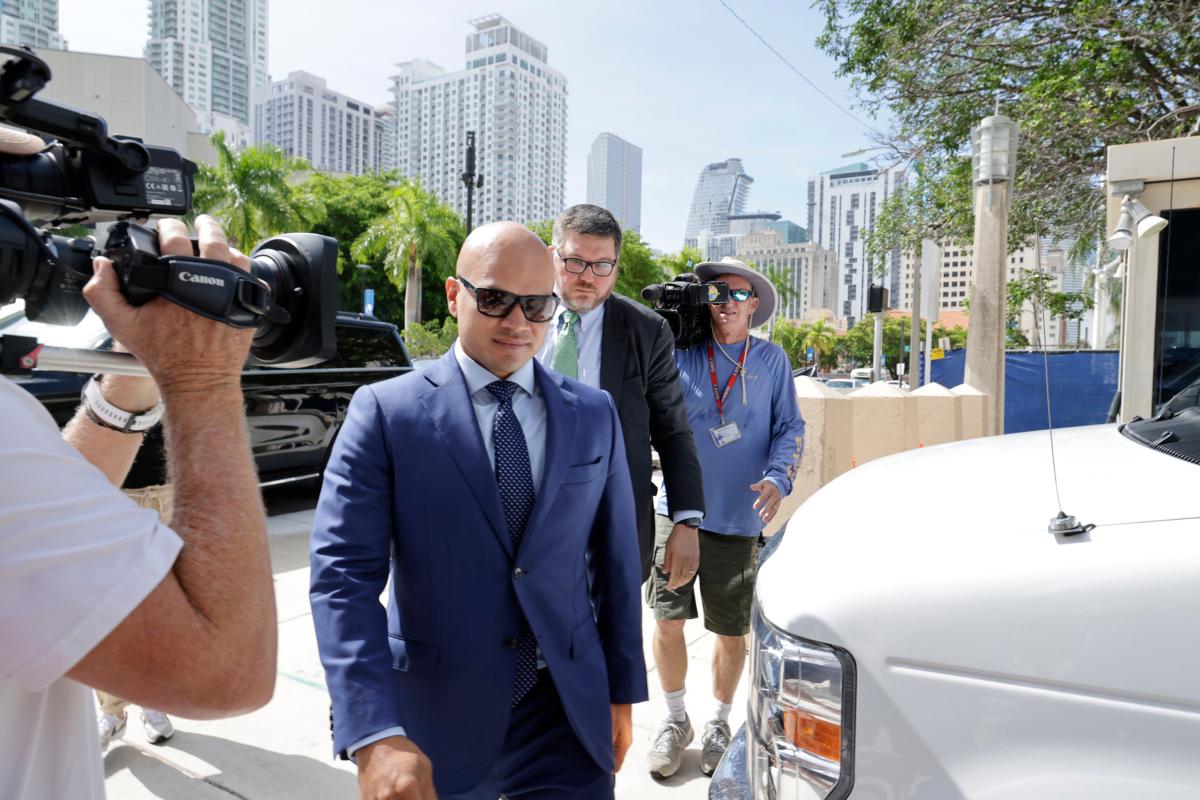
1048,511,1095,537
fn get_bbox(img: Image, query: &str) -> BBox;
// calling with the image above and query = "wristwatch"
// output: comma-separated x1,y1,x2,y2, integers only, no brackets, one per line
82,375,165,433
681,517,702,529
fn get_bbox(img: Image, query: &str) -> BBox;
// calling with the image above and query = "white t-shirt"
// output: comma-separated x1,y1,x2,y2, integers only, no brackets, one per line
0,375,182,800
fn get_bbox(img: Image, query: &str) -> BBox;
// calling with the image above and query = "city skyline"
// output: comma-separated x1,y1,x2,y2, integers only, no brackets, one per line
58,0,880,252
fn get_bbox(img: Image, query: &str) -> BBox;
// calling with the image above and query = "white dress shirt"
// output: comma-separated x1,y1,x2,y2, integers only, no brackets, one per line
537,301,606,389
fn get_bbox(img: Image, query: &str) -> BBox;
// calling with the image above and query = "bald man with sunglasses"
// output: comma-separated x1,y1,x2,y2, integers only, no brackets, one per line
310,222,647,800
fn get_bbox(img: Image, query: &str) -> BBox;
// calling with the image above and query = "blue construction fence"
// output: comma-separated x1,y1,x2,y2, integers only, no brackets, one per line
917,350,1120,433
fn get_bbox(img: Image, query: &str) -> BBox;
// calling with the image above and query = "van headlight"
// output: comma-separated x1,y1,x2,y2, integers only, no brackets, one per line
748,603,856,799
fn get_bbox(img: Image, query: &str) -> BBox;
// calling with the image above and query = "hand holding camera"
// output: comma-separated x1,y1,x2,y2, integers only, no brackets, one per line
85,215,254,395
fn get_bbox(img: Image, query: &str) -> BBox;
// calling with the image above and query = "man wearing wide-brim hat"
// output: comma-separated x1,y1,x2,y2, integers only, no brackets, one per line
645,257,806,780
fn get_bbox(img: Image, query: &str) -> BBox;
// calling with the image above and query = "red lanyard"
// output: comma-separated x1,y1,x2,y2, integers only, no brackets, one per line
706,338,749,423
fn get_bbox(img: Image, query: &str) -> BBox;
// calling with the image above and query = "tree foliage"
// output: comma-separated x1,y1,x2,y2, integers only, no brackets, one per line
402,317,458,358
190,131,315,249
352,180,464,330
816,0,1200,252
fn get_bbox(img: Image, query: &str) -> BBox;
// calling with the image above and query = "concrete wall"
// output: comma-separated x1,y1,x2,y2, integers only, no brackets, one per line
35,49,204,162
767,379,989,536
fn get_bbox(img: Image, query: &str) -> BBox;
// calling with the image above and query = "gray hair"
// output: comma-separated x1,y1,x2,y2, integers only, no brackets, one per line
552,204,623,254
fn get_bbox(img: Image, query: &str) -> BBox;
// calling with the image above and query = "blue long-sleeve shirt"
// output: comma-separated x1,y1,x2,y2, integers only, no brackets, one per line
657,336,805,537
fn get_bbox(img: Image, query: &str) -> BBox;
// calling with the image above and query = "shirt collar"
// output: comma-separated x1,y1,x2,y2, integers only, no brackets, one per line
553,297,606,334
454,340,537,398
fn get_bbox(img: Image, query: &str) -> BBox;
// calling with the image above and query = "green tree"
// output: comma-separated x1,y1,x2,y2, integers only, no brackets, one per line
301,171,403,320
613,230,667,305
816,0,1200,252
802,318,839,368
402,317,458,358
774,320,812,368
1006,269,1094,349
839,314,911,375
657,246,705,278
190,130,315,249
352,180,464,330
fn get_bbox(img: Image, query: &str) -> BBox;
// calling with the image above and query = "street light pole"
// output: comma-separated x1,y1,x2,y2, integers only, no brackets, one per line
963,113,1019,435
461,131,484,235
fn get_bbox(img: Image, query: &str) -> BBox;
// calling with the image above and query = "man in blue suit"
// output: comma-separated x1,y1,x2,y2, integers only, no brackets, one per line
310,222,647,799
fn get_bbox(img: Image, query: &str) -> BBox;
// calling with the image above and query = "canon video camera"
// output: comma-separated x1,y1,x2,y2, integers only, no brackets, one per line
0,47,338,368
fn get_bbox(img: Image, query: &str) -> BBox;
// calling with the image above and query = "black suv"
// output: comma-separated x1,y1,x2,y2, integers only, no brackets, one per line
3,308,413,488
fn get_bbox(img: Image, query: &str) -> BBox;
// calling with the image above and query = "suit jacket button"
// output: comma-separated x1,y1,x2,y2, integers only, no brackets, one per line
503,636,518,649
512,567,525,579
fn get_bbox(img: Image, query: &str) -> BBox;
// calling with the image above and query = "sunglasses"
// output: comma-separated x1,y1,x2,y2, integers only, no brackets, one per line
729,288,755,302
456,276,560,323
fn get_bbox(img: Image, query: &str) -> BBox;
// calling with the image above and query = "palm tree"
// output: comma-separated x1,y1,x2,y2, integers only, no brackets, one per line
802,318,838,369
190,131,314,249
352,180,463,329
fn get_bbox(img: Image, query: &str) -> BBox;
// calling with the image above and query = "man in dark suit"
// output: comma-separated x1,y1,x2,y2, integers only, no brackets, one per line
310,222,647,799
537,204,706,591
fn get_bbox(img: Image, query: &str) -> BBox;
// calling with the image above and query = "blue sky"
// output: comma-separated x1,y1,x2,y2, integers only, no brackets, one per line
60,0,883,252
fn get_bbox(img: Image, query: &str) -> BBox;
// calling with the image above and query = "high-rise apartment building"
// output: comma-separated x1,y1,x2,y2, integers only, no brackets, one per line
0,0,65,49
737,231,837,321
806,161,904,328
895,239,1085,347
388,15,568,226
146,0,268,128
373,106,397,174
253,71,379,175
586,132,641,233
684,158,753,249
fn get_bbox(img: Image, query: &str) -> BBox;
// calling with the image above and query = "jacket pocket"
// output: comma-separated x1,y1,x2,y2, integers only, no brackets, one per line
562,457,604,484
388,635,440,674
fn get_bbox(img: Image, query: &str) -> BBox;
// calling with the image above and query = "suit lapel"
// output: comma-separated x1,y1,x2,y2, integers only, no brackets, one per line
419,351,513,558
522,361,578,547
599,296,628,412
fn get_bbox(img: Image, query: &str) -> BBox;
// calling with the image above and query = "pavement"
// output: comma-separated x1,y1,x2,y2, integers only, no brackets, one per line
102,505,748,799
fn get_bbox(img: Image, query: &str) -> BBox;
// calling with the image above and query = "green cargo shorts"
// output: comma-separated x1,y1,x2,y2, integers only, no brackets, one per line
645,514,759,637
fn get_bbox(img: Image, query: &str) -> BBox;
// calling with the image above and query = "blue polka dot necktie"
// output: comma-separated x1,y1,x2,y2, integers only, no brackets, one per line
486,380,539,706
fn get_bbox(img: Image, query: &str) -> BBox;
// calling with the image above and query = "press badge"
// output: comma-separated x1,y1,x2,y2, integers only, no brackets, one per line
709,420,742,448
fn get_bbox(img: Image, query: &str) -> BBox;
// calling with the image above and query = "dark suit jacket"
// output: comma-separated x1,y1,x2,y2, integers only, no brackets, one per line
309,351,647,794
600,293,705,580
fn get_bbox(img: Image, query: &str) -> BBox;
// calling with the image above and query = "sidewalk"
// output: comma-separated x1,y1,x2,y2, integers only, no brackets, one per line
103,511,747,799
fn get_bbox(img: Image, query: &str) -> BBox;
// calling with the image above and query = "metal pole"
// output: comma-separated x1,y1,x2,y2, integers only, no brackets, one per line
921,239,940,385
462,131,477,235
872,311,884,382
907,246,921,389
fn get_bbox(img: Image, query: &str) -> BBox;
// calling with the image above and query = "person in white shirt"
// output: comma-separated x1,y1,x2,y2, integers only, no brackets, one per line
0,126,277,800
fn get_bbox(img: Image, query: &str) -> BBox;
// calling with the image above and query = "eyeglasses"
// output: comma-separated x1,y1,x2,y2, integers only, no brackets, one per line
555,250,617,277
456,276,560,322
729,288,755,302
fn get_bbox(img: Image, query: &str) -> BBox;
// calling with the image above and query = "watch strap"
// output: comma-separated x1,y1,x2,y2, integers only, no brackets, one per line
82,375,164,433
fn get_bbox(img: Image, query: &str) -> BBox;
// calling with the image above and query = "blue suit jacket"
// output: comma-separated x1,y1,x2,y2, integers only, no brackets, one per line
309,350,648,793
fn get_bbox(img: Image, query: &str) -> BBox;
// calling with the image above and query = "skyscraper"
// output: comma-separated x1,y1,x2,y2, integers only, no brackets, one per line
145,0,269,128
586,132,642,233
683,158,753,250
806,162,904,327
253,71,379,175
0,0,65,49
388,15,568,226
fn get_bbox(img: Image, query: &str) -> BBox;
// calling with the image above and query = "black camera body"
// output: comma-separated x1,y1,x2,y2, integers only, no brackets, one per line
641,273,731,350
0,46,339,368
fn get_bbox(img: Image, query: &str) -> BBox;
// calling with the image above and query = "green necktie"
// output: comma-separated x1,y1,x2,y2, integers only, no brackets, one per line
551,309,580,379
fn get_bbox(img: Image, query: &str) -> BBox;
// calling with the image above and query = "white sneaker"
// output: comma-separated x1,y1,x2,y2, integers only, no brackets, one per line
140,708,174,744
647,715,694,779
98,712,127,753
